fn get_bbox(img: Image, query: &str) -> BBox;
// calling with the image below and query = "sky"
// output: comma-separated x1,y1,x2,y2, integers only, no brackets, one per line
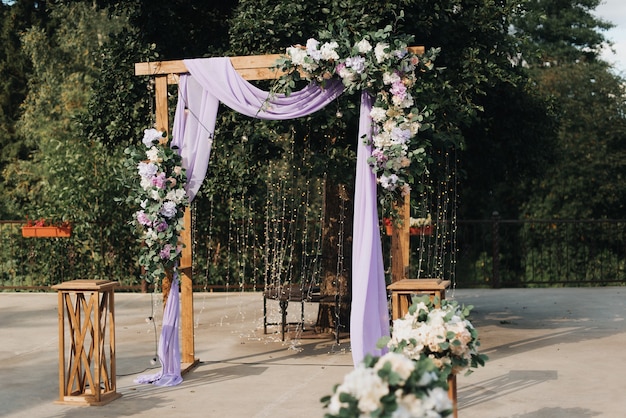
594,0,626,75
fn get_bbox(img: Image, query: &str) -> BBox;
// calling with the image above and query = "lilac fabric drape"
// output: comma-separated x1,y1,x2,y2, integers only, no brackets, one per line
135,274,183,386
349,92,389,365
172,57,344,202
166,57,388,371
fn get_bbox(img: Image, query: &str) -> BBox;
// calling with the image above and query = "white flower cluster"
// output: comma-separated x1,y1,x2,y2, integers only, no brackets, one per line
387,298,481,375
325,352,452,418
410,214,432,228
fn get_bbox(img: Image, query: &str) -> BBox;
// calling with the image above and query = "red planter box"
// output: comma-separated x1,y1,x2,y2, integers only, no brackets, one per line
22,226,72,238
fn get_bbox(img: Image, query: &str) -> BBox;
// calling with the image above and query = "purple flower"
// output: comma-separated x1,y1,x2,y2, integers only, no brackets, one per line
390,80,407,100
136,210,151,226
372,149,388,163
152,172,167,189
345,56,366,73
159,244,172,260
160,201,177,218
390,127,411,144
138,162,158,179
156,221,168,232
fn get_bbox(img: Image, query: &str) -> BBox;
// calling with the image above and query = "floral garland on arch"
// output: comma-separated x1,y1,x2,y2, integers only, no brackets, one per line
322,352,452,417
274,25,439,209
125,128,189,283
380,296,488,376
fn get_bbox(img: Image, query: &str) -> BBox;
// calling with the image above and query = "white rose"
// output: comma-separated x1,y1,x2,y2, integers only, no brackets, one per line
356,38,372,53
320,41,339,60
305,38,321,60
287,47,308,66
383,71,401,85
375,42,391,63
375,352,415,382
370,106,387,123
142,128,163,147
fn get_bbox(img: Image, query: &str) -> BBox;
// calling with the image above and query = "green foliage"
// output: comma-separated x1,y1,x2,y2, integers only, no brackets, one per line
2,1,142,284
524,61,626,219
273,22,439,213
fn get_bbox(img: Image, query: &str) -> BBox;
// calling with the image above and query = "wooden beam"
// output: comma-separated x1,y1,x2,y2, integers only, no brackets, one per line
135,53,287,81
154,75,169,134
134,47,426,81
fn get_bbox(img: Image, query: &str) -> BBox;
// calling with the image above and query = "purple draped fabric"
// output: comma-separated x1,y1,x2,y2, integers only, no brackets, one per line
165,57,388,373
350,92,389,365
173,57,344,202
135,275,183,386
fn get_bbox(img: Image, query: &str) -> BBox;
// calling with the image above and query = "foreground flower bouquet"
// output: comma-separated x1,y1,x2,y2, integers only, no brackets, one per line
322,352,452,418
380,296,488,376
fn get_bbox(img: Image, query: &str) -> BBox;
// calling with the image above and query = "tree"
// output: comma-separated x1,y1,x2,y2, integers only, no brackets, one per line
5,1,139,282
524,62,626,219
511,0,613,67
223,0,554,323
0,0,49,218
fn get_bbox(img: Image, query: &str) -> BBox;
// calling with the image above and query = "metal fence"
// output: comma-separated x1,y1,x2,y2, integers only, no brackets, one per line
2,218,626,291
456,218,626,287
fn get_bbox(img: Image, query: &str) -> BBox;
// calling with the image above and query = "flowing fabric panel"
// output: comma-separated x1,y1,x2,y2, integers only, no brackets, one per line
350,92,389,365
172,57,343,202
135,275,183,386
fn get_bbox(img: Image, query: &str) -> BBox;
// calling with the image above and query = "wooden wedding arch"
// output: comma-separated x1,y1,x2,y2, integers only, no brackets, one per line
135,48,423,371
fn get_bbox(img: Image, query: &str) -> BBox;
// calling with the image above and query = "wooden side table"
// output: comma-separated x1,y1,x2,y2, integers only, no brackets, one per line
52,280,121,406
386,278,451,320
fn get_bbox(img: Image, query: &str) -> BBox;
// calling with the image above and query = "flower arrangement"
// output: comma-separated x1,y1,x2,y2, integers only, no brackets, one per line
382,214,432,236
410,214,431,228
322,352,452,418
274,24,439,210
380,296,487,376
125,128,189,283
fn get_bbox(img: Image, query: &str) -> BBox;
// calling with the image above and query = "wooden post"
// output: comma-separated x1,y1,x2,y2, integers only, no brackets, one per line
391,193,411,282
179,208,196,367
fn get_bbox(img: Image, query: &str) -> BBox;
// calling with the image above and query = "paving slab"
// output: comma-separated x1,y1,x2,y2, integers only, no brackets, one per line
1,287,625,417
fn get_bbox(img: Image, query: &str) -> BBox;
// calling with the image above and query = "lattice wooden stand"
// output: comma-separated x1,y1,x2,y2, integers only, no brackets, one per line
52,280,121,406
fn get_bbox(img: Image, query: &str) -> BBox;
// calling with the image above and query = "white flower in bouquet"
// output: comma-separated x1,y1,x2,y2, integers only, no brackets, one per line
382,296,488,376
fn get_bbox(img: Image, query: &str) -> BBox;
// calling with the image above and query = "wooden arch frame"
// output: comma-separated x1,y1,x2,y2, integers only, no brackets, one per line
134,49,423,370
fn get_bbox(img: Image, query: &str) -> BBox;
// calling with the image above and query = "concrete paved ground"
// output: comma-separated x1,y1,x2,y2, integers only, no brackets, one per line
1,287,625,417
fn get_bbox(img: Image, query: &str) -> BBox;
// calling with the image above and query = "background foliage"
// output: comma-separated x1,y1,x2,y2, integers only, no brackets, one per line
1,0,625,289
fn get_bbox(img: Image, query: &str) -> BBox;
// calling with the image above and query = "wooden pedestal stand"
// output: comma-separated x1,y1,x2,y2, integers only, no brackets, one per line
387,194,457,417
52,280,121,406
